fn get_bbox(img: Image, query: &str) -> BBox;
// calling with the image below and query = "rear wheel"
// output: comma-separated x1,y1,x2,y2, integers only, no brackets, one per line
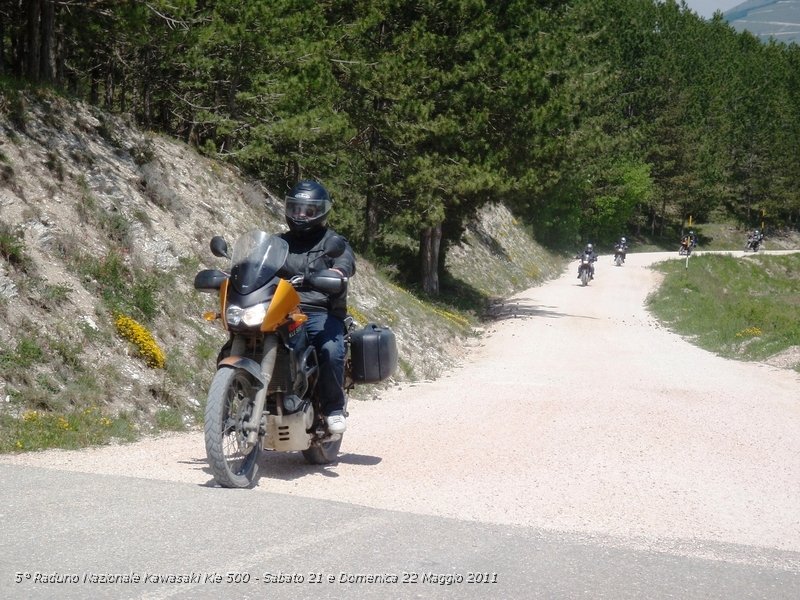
302,437,343,465
204,368,260,488
302,399,347,465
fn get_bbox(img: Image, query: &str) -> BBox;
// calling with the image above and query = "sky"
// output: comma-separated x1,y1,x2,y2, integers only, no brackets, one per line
682,1,745,19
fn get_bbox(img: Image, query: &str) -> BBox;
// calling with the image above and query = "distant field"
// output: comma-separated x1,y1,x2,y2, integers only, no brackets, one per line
725,0,800,44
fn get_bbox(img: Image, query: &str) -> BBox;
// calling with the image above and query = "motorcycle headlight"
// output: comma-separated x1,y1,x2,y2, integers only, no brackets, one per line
225,303,267,327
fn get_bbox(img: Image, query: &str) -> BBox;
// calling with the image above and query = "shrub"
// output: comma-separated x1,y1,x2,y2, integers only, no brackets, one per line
114,313,166,369
0,223,28,269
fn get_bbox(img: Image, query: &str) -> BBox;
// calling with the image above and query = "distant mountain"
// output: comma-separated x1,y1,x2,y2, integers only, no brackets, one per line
723,0,800,45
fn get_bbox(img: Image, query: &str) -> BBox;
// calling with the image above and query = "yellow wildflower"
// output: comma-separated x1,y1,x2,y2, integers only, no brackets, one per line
735,326,763,338
114,313,166,369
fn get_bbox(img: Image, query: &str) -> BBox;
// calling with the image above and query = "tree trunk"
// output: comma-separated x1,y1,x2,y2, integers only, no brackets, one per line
105,60,114,108
649,208,656,237
364,178,379,250
120,74,127,112
0,17,5,75
90,75,99,105
26,0,41,81
142,78,151,126
420,224,441,296
54,16,65,85
39,0,55,82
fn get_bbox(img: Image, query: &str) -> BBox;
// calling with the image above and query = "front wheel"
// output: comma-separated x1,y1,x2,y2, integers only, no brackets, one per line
204,368,261,488
580,270,589,286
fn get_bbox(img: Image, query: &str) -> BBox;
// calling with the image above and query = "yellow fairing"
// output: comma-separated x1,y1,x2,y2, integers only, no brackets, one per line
261,279,301,332
219,279,229,330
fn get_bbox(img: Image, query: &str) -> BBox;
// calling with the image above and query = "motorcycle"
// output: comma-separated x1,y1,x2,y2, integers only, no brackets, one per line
194,230,397,488
744,235,762,252
577,254,594,286
678,238,692,256
613,245,626,267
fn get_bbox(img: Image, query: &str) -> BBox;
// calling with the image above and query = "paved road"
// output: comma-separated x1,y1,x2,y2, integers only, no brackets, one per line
1,465,798,600
1,251,799,599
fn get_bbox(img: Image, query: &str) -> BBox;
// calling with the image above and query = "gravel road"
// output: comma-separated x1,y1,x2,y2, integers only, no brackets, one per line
3,251,799,568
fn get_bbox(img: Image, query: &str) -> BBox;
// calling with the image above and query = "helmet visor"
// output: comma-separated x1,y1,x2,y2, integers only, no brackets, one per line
286,197,323,222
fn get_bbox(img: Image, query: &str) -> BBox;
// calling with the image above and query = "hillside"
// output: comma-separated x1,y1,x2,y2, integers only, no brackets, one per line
0,89,561,445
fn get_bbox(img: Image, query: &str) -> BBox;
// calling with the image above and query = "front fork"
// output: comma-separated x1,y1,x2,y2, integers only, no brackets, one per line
222,335,278,448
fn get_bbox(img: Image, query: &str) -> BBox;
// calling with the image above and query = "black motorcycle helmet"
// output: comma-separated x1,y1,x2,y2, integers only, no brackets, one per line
285,179,332,235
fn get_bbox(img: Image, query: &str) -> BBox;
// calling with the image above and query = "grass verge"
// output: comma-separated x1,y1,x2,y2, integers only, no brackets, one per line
0,407,137,453
647,253,800,370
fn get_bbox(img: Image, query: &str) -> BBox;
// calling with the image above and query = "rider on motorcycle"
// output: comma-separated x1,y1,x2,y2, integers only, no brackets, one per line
577,243,598,279
278,179,356,434
747,228,764,250
614,236,628,262
680,230,697,254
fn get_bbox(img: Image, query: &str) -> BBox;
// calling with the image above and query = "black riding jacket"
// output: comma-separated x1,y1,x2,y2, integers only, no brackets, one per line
278,227,356,319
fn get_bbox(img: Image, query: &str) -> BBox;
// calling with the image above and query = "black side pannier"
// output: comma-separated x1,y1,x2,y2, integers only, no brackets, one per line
349,323,398,383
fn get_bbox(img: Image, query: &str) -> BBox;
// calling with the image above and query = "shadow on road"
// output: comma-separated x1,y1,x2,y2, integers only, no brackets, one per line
486,299,596,321
196,450,383,487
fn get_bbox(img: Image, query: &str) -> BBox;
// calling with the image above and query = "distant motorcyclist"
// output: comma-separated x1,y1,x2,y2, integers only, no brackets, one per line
680,231,696,255
613,236,628,263
746,228,764,251
576,243,598,279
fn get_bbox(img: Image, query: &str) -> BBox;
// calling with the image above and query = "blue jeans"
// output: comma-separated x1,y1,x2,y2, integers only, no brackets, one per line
296,311,346,416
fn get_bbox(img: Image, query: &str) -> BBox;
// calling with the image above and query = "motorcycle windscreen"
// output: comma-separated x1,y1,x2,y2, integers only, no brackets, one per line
229,230,289,294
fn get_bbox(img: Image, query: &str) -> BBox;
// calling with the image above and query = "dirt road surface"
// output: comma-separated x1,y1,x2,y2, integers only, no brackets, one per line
3,251,799,569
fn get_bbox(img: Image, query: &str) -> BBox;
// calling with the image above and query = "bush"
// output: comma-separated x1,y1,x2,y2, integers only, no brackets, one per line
114,313,166,369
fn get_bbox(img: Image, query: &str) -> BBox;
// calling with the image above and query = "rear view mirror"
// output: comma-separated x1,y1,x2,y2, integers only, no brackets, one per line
210,236,229,259
194,269,227,292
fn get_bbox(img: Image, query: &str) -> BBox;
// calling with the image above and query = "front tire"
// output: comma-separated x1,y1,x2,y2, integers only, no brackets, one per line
581,270,589,286
204,368,261,488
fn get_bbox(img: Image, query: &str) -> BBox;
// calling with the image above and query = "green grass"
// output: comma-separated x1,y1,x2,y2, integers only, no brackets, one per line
154,408,186,431
0,222,29,269
73,251,160,321
647,254,800,369
0,407,137,453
